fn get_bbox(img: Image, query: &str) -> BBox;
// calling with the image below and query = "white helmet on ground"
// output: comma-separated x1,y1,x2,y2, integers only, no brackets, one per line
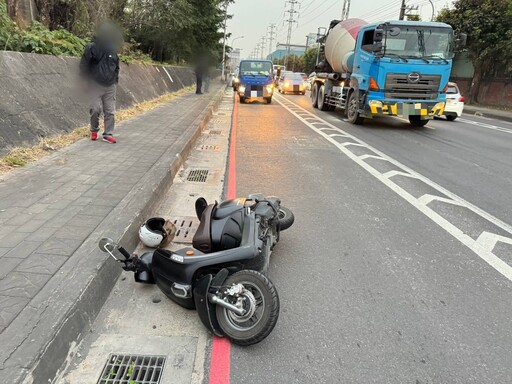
139,217,176,248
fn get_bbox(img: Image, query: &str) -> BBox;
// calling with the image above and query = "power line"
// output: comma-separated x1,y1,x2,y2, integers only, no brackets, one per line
341,0,351,20
268,24,277,58
284,0,300,68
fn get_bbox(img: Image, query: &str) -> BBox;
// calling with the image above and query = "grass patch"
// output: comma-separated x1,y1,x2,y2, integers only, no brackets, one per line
0,86,194,176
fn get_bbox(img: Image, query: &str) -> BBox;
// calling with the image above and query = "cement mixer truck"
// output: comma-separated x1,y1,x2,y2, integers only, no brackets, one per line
310,19,466,126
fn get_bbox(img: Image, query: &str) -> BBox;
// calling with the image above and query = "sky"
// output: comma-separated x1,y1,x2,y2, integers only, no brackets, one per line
227,0,456,59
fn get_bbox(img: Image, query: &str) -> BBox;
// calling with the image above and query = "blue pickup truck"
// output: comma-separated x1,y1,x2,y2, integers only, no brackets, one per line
236,60,274,104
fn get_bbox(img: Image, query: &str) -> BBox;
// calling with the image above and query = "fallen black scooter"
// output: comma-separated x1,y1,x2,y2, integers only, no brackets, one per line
99,194,294,345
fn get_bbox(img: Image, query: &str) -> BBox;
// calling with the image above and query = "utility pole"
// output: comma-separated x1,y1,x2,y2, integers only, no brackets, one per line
341,0,351,20
268,24,276,60
220,0,229,82
284,0,299,68
260,36,267,59
399,0,406,20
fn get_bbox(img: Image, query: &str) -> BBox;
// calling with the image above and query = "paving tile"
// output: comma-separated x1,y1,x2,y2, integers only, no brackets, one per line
0,247,12,258
52,225,90,240
0,232,29,248
0,295,30,333
71,197,94,206
15,254,68,275
16,219,47,233
24,204,51,214
68,214,105,228
0,272,51,298
38,238,83,256
0,257,22,279
9,213,37,226
78,205,113,217
25,227,58,242
3,241,42,259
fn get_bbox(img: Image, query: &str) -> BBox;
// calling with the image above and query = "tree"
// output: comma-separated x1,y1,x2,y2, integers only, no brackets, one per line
436,0,512,103
303,47,318,74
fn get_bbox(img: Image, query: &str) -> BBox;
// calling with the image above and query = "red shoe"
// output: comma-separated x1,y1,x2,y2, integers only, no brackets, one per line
91,132,98,141
102,135,117,144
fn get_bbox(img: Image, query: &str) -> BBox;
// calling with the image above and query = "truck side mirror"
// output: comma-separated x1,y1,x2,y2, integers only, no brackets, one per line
374,29,384,43
456,33,467,48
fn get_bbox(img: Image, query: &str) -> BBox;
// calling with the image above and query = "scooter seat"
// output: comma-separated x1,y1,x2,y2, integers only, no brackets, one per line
192,202,217,253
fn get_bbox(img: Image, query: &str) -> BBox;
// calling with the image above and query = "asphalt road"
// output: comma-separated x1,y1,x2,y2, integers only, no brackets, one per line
229,94,512,384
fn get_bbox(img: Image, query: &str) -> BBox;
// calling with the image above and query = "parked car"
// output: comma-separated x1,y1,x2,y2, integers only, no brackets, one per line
444,82,464,121
278,73,307,95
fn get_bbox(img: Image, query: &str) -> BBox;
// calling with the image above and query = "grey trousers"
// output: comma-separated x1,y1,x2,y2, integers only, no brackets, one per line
89,83,116,136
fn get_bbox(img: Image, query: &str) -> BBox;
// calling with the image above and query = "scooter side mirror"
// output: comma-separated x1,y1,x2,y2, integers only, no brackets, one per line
99,237,116,253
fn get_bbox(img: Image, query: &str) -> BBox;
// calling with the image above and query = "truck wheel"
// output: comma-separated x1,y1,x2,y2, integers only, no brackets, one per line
346,91,364,125
409,115,429,127
265,97,272,104
239,96,246,103
318,85,330,111
311,83,319,108
446,115,457,121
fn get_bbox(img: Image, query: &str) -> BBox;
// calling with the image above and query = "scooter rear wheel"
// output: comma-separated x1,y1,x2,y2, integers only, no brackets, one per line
216,270,279,346
277,206,295,231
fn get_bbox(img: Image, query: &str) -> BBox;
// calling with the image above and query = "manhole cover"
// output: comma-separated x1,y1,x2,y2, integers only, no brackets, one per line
187,169,209,182
97,354,166,384
197,145,220,151
209,130,222,135
171,216,200,243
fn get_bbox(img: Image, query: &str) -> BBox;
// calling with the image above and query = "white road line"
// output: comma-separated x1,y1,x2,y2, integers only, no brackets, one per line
275,95,512,282
476,232,512,253
417,194,464,207
458,118,512,134
382,170,417,179
358,154,386,161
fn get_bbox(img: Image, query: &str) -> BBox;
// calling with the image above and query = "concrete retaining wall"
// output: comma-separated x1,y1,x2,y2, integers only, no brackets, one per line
0,51,196,155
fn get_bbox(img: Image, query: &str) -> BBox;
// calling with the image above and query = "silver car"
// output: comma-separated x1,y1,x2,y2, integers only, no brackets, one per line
278,73,306,95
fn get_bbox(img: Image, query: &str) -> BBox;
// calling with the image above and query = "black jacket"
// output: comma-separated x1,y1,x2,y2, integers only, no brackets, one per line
80,37,120,86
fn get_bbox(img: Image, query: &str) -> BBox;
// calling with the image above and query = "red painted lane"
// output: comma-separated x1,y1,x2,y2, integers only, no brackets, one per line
209,91,238,384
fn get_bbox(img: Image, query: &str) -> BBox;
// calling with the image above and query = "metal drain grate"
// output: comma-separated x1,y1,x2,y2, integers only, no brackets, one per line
97,354,166,384
187,169,209,182
171,216,200,243
209,130,222,135
197,145,220,151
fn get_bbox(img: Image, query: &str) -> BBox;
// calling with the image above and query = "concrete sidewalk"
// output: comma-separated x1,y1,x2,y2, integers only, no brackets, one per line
464,104,512,123
0,83,225,383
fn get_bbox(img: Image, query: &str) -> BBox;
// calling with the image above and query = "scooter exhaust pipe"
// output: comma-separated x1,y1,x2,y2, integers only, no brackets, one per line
210,294,245,316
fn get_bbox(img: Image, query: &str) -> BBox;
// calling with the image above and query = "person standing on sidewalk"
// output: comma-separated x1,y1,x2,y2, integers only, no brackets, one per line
80,23,122,144
195,63,204,95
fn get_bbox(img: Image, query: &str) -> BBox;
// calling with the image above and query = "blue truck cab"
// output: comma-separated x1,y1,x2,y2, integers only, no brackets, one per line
353,21,454,124
237,60,274,104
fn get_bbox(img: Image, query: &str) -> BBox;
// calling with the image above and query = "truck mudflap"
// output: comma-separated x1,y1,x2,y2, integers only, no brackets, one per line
368,101,445,118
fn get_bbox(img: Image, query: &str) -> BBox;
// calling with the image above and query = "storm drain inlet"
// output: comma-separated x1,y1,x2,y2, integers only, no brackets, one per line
187,169,209,182
97,353,166,384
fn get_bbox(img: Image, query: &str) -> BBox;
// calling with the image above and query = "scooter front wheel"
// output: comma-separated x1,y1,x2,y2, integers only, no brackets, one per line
216,270,279,346
277,206,295,231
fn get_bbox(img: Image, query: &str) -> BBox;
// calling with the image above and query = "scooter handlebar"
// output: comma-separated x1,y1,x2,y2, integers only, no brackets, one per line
118,246,132,260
